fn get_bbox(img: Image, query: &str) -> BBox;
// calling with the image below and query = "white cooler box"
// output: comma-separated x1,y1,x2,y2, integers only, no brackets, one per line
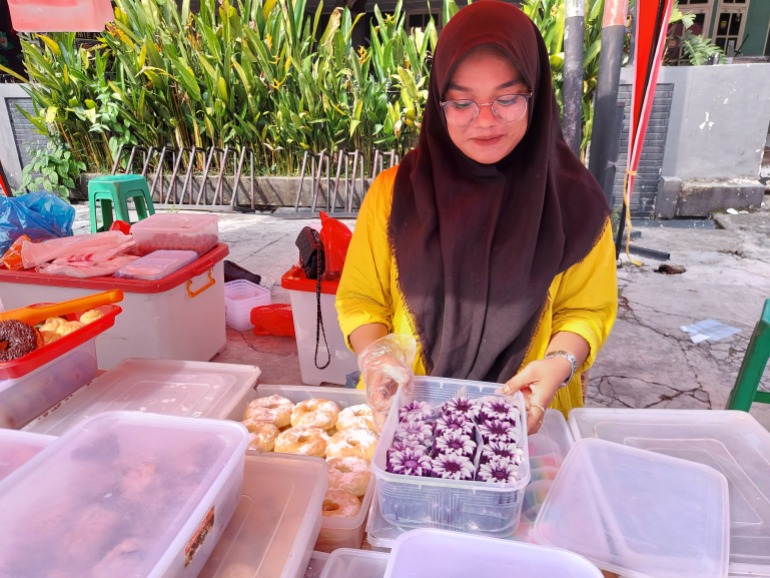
0,244,229,369
280,266,358,386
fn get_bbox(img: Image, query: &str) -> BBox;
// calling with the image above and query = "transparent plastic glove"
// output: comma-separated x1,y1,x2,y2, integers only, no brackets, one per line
358,334,416,432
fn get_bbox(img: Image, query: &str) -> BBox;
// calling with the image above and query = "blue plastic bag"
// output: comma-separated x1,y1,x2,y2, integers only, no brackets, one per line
0,191,75,254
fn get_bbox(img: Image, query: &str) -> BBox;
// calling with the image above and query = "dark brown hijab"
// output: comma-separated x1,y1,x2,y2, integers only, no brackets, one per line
389,0,609,382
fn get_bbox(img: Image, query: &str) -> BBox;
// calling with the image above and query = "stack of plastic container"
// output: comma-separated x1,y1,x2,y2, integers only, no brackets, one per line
569,408,770,577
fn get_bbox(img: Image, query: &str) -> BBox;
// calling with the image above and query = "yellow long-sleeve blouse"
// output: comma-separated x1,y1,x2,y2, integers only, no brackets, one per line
336,166,618,418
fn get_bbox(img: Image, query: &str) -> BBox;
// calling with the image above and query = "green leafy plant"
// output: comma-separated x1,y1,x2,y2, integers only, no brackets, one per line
17,141,86,199
665,6,726,66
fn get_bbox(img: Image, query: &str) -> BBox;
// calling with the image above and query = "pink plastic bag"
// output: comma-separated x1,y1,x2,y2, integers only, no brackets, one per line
319,211,352,280
21,231,135,270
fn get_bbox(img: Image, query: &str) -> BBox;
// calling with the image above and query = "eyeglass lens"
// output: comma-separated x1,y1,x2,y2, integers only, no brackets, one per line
442,94,530,126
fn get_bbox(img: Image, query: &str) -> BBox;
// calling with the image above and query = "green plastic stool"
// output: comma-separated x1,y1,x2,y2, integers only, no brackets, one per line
88,174,155,233
726,298,770,411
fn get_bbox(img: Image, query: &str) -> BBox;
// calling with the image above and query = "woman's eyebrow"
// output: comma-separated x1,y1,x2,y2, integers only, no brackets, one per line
445,78,526,93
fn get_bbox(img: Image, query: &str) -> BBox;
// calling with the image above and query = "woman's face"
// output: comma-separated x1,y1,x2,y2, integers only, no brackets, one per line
443,50,530,165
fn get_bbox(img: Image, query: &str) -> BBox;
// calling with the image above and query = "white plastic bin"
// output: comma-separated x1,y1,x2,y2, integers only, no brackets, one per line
250,384,374,553
0,244,229,369
372,376,530,537
281,266,358,386
224,279,272,331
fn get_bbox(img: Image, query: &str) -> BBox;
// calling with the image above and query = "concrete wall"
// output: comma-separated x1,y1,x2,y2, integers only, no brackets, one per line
619,62,770,217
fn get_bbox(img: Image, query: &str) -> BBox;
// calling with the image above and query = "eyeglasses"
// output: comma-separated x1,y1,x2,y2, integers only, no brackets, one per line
440,93,533,127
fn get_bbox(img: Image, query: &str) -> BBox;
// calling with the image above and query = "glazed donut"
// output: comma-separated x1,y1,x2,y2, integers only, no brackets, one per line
242,395,294,428
244,421,279,453
327,456,371,498
0,320,40,362
336,404,376,432
274,426,329,457
321,489,361,518
290,398,340,431
326,427,379,462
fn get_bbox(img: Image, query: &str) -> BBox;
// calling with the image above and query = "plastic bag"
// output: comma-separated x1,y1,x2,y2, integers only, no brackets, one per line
0,191,75,254
21,231,135,270
250,303,296,337
1,234,30,270
319,211,352,280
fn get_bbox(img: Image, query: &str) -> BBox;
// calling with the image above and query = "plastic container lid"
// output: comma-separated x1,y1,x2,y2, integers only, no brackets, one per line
319,548,389,578
569,408,770,575
0,429,54,482
0,411,248,578
384,528,603,578
531,438,730,578
24,358,261,436
198,453,328,578
114,250,198,280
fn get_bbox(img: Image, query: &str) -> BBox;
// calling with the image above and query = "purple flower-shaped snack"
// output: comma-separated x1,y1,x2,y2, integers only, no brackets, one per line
394,420,434,444
434,430,477,458
387,446,433,477
440,396,480,422
476,457,519,484
398,400,436,423
434,414,475,438
432,453,475,481
480,441,524,465
480,398,520,424
478,418,516,444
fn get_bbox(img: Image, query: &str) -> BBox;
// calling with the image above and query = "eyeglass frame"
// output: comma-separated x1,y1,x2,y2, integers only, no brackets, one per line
439,92,533,127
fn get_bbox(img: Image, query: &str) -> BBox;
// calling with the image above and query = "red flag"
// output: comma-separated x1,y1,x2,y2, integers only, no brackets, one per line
626,0,675,208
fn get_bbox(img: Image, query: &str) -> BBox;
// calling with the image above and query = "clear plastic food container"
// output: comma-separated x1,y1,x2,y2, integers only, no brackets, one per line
250,384,375,553
0,411,248,578
318,548,388,578
0,428,54,482
532,438,730,578
199,453,328,578
569,407,770,576
371,376,530,537
130,213,219,256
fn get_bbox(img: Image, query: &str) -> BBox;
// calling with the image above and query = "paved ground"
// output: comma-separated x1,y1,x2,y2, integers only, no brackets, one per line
71,197,770,430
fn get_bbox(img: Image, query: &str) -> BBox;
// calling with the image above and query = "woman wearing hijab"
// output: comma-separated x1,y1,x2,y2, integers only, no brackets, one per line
336,0,617,434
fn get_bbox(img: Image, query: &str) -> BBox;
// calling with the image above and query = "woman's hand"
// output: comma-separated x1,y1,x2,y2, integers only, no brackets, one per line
500,356,573,434
356,332,417,431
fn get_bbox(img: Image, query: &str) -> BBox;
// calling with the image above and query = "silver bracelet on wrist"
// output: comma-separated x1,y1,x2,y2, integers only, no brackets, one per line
544,350,578,387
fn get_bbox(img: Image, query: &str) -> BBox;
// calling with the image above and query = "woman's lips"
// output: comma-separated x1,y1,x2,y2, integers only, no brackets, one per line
470,134,504,146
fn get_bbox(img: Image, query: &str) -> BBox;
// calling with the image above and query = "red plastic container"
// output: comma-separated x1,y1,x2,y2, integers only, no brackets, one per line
0,304,120,380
